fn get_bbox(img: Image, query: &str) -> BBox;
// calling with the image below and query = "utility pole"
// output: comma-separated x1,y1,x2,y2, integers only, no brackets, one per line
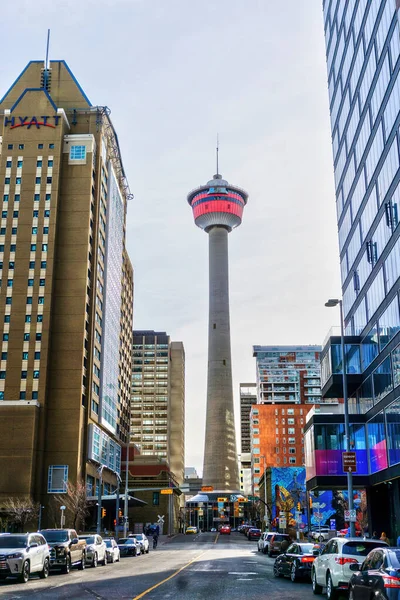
97,465,104,535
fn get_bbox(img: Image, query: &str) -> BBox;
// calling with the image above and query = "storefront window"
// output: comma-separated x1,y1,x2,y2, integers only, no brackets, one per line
386,398,400,466
368,412,388,473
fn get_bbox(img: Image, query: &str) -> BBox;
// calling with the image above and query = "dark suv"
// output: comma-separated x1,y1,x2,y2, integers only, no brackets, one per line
39,529,86,573
268,533,291,557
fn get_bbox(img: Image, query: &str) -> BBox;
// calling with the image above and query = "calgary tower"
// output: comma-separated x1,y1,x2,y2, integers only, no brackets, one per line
187,153,248,491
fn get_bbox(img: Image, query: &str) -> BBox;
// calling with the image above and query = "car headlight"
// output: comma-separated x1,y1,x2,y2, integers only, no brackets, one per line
7,553,24,559
56,547,66,556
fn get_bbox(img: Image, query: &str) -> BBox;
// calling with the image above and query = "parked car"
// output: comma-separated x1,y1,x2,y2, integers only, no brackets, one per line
220,525,231,535
0,533,50,584
312,537,388,599
103,538,120,563
337,527,362,537
78,535,107,567
258,532,274,554
185,526,197,534
248,528,262,541
309,528,332,542
273,542,316,582
39,529,86,573
129,534,149,554
210,528,217,532
268,533,291,557
117,538,140,557
348,546,400,600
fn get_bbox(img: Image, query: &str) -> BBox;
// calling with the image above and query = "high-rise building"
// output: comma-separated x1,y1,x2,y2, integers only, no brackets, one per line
0,60,134,523
251,346,322,494
131,331,185,485
240,383,257,454
308,1,400,537
187,171,248,490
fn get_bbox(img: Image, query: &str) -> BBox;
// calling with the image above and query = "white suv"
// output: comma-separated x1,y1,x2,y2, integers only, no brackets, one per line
257,532,273,554
312,537,388,599
0,533,50,584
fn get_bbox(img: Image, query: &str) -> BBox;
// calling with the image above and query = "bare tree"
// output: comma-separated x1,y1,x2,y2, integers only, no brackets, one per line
4,498,40,531
53,479,90,530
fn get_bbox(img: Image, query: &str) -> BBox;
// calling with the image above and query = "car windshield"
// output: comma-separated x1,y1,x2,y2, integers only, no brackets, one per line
40,530,69,543
123,539,135,545
274,535,288,541
0,535,27,548
80,536,95,544
343,542,387,556
389,551,400,567
134,535,143,540
104,540,113,548
299,544,315,554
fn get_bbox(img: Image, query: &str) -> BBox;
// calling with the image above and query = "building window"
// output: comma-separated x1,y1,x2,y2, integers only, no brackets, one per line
38,144,43,149
43,227,49,235
23,333,30,341
28,279,34,286
47,465,68,493
11,227,17,234
45,195,51,202
32,391,38,400
2,334,8,341
29,261,35,269
26,297,33,305
289,457,296,464
19,391,26,400
289,448,296,454
4,316,10,323
1,352,7,360
38,297,44,305
46,177,52,184
15,178,21,185
34,351,40,360
41,261,47,268
48,160,53,167
5,298,12,305
6,161,11,168
39,279,45,286
17,160,23,168
152,492,160,506
30,244,36,251
3,195,8,202
12,211,18,218
37,315,43,323
70,145,86,161
42,244,48,251
33,370,40,379
36,333,42,341
33,210,39,217
14,195,20,202
21,371,27,379
18,144,24,150
22,352,28,360
49,144,54,149
37,160,42,168
7,144,13,150
4,178,10,185
34,194,40,201
35,177,41,184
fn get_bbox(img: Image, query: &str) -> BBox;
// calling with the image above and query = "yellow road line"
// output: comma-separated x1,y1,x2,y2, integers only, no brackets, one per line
132,550,208,600
214,533,219,544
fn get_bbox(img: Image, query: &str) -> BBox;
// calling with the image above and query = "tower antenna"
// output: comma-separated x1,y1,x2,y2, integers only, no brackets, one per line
216,134,219,175
43,29,50,90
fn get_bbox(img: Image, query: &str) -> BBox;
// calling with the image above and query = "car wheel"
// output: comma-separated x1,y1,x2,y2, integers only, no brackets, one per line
62,555,71,575
110,554,114,563
268,551,273,557
117,552,121,562
39,558,50,579
146,548,149,554
273,564,283,578
19,560,30,583
312,570,323,595
78,553,86,570
326,573,337,600
102,552,107,566
290,563,298,583
348,588,355,600
318,535,325,542
92,553,98,568
263,545,267,554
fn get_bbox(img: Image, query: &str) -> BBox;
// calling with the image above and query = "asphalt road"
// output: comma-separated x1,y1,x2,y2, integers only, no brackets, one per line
0,532,331,600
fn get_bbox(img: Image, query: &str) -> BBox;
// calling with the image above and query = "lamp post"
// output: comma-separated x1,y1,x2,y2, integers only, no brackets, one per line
260,455,267,530
97,465,105,535
325,298,355,537
37,505,44,531
115,472,122,538
60,505,66,529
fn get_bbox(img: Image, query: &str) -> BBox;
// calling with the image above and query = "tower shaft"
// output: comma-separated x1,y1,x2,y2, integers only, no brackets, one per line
203,226,239,490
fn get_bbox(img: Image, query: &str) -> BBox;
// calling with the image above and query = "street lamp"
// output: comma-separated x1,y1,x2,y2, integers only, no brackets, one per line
260,455,267,530
325,298,355,537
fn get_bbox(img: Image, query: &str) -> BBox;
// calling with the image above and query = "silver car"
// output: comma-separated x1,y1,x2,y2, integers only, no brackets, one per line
0,533,50,583
103,538,120,563
78,535,107,567
129,534,149,554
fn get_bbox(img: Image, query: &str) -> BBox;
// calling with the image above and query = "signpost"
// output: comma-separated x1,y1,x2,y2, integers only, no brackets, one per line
344,509,357,522
160,489,173,495
330,519,336,531
342,451,357,473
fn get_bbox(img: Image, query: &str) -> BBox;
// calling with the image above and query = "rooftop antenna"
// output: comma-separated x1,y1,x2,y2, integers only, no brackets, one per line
216,133,219,176
43,29,50,89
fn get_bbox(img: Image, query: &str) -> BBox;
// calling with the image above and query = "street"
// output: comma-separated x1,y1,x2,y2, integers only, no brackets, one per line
0,532,339,600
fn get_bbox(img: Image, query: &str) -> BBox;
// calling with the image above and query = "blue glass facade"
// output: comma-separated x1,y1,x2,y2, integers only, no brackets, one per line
322,0,400,475
99,163,124,434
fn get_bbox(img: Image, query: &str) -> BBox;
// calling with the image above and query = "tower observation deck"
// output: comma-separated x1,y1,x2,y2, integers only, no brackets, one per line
187,173,248,491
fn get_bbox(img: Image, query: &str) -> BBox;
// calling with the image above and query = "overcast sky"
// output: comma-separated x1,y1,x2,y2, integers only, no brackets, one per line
2,0,341,475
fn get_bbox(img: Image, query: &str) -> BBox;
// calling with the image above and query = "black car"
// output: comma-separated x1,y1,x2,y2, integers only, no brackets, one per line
349,547,400,599
117,538,140,557
273,542,316,582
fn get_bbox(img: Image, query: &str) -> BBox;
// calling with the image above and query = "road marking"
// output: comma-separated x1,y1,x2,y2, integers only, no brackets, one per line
132,551,208,600
228,572,258,575
214,533,219,544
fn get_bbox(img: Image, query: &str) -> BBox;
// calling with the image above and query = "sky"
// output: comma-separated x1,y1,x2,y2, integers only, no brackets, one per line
1,0,341,476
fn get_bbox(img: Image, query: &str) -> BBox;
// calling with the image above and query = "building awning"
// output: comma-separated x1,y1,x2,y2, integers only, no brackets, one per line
86,494,147,507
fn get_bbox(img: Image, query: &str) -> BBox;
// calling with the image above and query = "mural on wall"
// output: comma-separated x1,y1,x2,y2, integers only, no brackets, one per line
269,467,368,532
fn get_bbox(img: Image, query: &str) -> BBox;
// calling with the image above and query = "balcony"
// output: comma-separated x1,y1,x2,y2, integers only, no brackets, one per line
320,334,362,398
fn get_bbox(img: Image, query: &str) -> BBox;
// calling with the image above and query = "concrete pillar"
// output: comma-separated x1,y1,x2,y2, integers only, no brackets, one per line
202,226,239,490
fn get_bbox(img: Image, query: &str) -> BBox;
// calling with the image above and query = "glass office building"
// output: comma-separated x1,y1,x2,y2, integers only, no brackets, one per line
309,0,400,537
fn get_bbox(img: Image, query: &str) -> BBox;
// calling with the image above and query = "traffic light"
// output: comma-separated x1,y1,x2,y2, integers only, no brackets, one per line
118,509,122,518
309,496,313,514
297,502,301,512
101,507,106,518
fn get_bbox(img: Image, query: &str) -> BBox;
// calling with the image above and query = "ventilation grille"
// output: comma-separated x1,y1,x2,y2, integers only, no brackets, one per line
40,68,52,92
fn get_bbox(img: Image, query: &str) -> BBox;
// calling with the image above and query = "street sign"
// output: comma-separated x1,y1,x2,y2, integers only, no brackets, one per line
279,518,286,528
217,497,228,502
330,519,336,530
344,509,357,522
342,451,357,473
314,512,323,523
312,502,320,509
157,515,165,524
201,486,214,492
160,489,173,495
